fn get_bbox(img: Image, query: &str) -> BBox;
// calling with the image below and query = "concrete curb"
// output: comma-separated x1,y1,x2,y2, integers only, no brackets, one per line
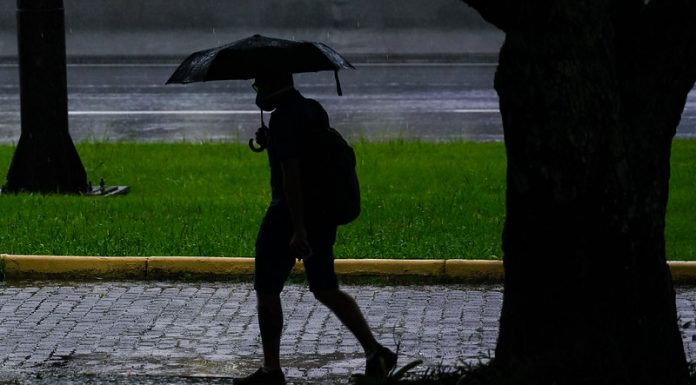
1,255,147,279
0,254,495,281
1,254,695,284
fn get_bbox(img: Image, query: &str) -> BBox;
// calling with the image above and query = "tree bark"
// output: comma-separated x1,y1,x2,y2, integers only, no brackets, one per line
4,0,87,194
462,0,696,383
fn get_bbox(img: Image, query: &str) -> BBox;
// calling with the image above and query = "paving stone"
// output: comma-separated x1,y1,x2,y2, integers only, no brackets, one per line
1,282,696,384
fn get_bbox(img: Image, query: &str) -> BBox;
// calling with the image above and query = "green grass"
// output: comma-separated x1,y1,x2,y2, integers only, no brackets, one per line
666,139,696,261
0,140,693,260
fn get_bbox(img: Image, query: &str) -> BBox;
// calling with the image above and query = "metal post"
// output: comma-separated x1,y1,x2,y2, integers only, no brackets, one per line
3,0,87,194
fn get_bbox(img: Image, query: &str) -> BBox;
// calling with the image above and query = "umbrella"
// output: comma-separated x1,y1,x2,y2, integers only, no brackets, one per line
166,34,355,95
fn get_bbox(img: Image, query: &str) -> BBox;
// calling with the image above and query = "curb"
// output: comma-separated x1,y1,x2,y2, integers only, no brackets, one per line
2,254,696,284
1,255,147,279
666,262,696,284
0,254,499,282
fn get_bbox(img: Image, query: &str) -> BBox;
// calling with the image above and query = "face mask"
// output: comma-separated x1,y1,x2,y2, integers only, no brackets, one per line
254,86,294,112
255,93,276,112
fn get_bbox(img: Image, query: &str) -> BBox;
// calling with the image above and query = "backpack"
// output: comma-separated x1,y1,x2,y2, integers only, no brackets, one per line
300,100,360,225
315,127,361,225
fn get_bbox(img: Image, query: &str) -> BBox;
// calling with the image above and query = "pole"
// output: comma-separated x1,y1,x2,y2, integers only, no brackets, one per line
3,0,87,194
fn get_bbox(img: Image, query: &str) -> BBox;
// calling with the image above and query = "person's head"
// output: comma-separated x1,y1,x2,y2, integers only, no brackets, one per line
253,72,294,111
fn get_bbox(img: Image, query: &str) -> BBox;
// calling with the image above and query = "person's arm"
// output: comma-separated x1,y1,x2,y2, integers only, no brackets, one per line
281,158,312,258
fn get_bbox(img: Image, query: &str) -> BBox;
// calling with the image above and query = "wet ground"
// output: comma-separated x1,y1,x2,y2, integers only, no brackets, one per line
2,281,696,384
2,61,696,384
2,63,694,144
0,282,500,384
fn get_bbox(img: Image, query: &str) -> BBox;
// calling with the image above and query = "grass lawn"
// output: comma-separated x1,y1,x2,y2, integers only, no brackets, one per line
0,140,693,260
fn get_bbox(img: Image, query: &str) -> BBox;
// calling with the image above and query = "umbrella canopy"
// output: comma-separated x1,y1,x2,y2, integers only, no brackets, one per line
166,34,354,93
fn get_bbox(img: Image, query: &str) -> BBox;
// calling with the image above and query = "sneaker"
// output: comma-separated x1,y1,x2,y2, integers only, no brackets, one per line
365,345,397,378
233,367,286,385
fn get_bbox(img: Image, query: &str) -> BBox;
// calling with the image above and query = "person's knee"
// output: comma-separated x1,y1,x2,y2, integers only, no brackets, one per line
256,291,281,310
257,291,280,300
313,289,340,305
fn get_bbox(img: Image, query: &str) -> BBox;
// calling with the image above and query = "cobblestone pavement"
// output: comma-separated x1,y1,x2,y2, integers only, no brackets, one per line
1,282,696,384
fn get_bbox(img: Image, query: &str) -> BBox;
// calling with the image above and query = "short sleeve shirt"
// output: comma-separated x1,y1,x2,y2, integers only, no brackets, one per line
266,90,328,206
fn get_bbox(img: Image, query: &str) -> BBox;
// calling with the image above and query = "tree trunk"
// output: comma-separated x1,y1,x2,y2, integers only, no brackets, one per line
462,0,696,383
3,0,87,194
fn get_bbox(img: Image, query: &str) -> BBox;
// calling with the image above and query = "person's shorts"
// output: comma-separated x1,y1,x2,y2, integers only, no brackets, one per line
254,203,339,295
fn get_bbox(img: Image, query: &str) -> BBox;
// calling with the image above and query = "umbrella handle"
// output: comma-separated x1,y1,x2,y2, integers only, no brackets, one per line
249,110,268,152
249,138,266,152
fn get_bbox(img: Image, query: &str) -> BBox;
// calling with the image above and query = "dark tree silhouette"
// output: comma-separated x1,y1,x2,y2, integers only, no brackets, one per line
4,0,87,194
461,0,696,383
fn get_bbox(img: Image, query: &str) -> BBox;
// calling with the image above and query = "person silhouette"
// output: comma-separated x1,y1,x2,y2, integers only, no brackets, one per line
233,72,397,385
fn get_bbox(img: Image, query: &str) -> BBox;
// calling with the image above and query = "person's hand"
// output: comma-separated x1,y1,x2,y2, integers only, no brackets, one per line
289,226,312,260
255,125,268,148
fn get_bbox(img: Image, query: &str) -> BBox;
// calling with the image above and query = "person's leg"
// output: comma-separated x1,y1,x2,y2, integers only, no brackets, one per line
234,205,294,384
236,290,290,385
304,224,380,355
313,289,379,354
304,224,397,377
257,292,284,370
313,287,397,377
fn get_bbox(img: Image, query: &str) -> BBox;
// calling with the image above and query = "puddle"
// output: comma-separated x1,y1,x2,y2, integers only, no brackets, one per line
1,371,344,385
35,352,256,378
1,351,365,385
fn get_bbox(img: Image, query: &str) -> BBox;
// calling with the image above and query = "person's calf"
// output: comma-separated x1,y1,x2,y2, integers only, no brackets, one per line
313,289,380,354
256,292,284,370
